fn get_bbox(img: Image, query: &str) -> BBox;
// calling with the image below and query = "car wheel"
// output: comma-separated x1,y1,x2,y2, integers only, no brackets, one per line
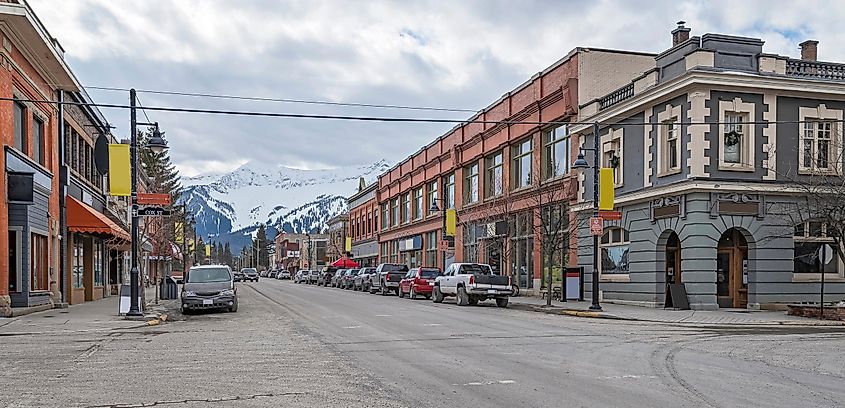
425,295,431,300
456,286,469,306
229,299,239,312
511,284,520,297
433,286,444,303
181,305,190,315
410,288,416,300
496,297,509,308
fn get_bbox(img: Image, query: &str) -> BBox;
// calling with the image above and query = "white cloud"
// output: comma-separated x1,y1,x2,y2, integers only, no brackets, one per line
27,0,845,176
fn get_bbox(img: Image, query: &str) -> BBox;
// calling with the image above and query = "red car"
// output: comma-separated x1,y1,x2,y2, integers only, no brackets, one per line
398,267,441,299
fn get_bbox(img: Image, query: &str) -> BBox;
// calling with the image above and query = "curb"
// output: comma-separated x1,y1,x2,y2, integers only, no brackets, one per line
509,302,845,327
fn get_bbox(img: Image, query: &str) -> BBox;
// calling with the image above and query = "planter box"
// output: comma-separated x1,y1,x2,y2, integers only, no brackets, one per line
787,304,845,321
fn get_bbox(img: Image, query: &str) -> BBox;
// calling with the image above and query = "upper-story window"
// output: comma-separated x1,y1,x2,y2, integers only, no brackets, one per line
32,117,44,165
511,139,533,189
426,180,438,216
802,121,836,172
464,162,479,204
391,198,399,227
657,104,681,177
485,151,503,198
443,173,455,209
402,193,411,224
602,128,624,186
13,100,26,152
543,126,570,179
368,211,373,235
719,98,755,171
600,227,630,275
413,187,423,220
381,203,389,230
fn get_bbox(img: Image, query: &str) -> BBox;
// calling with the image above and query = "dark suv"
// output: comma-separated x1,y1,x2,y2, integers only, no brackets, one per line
318,266,338,286
370,263,409,295
181,265,237,313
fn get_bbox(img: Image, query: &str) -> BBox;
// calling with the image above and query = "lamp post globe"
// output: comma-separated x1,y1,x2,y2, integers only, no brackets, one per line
147,127,168,154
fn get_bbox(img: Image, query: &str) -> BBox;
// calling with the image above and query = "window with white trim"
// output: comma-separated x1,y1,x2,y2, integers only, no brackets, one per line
464,162,479,204
602,128,624,186
662,119,680,172
718,98,755,171
413,187,423,220
798,104,841,174
600,227,629,275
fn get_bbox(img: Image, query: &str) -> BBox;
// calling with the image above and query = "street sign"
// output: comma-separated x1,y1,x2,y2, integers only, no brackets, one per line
590,217,604,236
598,210,622,220
137,193,171,206
137,206,171,217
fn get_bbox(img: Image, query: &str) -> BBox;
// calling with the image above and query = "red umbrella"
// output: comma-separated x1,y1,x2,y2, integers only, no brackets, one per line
331,257,360,268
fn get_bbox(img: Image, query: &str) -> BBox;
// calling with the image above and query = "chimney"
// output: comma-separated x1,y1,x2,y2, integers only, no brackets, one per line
672,21,691,47
800,40,818,61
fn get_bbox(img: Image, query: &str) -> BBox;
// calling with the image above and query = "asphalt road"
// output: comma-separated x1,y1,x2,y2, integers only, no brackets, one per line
249,278,845,408
3,278,845,408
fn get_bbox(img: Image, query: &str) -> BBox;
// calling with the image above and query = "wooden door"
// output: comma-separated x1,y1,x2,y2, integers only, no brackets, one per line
717,229,748,308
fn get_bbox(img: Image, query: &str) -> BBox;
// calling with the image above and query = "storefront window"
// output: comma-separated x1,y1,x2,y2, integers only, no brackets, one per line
425,231,438,267
94,242,104,287
600,227,630,274
510,212,534,288
794,220,842,276
463,222,479,263
73,237,84,289
31,233,48,291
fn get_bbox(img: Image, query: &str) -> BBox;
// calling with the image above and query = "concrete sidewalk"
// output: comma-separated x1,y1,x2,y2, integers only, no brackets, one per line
510,296,845,326
0,287,174,335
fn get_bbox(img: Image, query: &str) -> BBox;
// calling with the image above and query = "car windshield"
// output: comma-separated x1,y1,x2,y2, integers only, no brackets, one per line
419,269,440,278
243,268,256,273
459,264,492,275
187,268,231,283
383,264,408,272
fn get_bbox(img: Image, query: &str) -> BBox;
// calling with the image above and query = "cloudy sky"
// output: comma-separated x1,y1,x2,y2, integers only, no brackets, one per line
28,0,845,177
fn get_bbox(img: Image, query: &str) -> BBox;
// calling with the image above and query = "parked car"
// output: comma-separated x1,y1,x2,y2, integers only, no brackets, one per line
268,270,279,279
241,268,259,282
294,270,309,283
341,269,359,289
181,265,237,313
259,270,268,278
318,266,338,286
399,267,441,299
370,263,409,295
433,263,511,307
277,270,291,280
331,269,347,287
233,269,245,282
309,270,320,284
353,267,376,291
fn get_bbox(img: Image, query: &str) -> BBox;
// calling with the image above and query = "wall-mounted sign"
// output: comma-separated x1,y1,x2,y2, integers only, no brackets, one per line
7,171,34,203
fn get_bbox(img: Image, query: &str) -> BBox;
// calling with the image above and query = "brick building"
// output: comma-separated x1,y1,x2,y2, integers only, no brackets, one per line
375,47,655,294
347,179,378,267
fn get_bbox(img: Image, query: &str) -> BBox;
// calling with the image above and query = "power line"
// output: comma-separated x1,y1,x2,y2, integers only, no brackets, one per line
134,94,154,124
3,96,843,127
85,85,478,113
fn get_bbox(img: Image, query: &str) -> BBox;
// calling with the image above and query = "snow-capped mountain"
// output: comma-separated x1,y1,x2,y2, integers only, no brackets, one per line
181,159,390,251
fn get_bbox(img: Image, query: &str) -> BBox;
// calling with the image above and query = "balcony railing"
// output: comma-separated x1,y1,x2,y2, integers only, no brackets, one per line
786,59,845,81
599,82,635,110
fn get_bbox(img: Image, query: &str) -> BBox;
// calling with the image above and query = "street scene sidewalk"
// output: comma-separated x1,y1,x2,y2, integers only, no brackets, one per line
0,287,174,336
509,296,845,326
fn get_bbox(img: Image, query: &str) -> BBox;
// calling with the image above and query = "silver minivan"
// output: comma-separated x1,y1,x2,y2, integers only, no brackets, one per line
181,265,238,313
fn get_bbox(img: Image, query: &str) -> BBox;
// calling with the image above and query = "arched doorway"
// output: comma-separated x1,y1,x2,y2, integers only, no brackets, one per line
664,232,682,308
717,228,749,308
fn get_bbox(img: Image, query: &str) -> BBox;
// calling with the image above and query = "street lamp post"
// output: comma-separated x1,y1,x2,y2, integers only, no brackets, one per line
428,198,448,270
127,88,168,317
572,122,602,311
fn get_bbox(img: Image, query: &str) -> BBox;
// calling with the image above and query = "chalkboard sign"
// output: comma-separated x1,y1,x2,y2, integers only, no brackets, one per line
668,283,690,310
8,171,34,203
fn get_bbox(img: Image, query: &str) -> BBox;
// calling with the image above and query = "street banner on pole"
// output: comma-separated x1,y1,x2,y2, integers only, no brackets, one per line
445,209,457,236
205,244,211,257
599,168,614,210
345,237,352,252
108,144,131,196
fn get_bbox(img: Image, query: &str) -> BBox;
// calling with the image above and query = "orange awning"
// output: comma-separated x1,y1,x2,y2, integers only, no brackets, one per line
67,197,131,242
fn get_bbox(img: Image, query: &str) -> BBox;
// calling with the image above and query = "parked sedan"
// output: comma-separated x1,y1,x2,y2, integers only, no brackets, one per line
241,268,259,282
354,267,376,291
181,265,237,313
268,270,279,279
294,270,309,283
331,269,347,287
341,269,359,289
308,270,320,284
399,267,441,299
277,270,291,280
233,269,245,282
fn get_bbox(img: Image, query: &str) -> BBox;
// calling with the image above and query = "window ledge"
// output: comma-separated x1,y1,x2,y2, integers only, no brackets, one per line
510,186,534,194
657,168,681,178
792,273,845,283
798,168,841,176
718,164,755,172
600,274,630,283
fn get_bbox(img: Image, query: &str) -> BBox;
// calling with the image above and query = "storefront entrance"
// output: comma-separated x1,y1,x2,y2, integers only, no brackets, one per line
664,232,682,308
716,228,748,308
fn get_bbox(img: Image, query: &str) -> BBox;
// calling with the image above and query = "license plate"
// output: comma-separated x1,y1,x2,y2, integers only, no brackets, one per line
202,299,213,305
487,289,497,294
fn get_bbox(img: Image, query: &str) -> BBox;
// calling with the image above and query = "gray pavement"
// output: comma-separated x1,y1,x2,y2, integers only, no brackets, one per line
2,278,844,407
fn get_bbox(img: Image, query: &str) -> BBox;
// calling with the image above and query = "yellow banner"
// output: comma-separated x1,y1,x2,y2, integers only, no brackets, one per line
175,222,184,245
445,209,457,237
205,244,211,257
599,168,615,211
345,237,352,252
108,144,131,196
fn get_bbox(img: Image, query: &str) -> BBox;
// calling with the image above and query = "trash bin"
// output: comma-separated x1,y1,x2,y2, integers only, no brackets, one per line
160,277,179,300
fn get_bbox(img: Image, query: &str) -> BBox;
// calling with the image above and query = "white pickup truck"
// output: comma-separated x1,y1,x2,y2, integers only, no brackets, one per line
432,263,512,307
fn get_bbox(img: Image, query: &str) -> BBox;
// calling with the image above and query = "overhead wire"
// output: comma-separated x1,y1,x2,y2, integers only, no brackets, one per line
85,85,479,113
